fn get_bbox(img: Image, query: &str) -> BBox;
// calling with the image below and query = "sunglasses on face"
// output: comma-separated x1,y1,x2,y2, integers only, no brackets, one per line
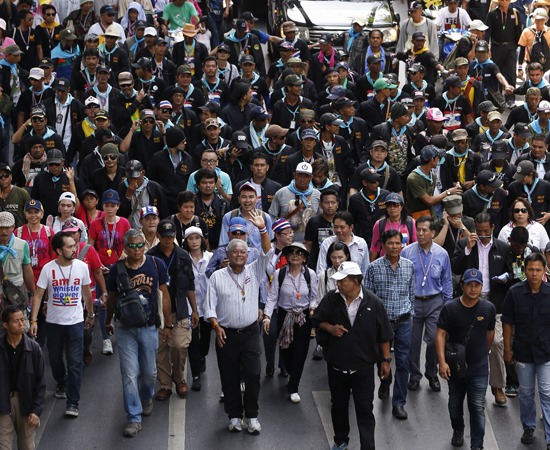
127,242,146,249
513,208,528,214
160,109,171,114
301,119,314,124
142,118,155,124
44,13,56,17
86,105,99,109
230,231,246,236
32,117,45,123
47,163,61,167
102,154,118,161
0,174,10,179
288,249,305,256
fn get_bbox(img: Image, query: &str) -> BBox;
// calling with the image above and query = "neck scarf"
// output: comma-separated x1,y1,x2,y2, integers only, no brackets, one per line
51,42,80,60
130,36,145,55
0,234,17,260
22,151,47,179
317,178,334,191
360,187,381,211
250,121,268,148
318,47,336,68
0,59,17,76
365,45,386,72
523,177,539,203
472,185,491,203
473,58,495,70
347,27,361,52
414,166,433,183
124,176,149,193
287,180,314,207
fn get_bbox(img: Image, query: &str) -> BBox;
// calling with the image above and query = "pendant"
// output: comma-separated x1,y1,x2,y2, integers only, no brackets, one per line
26,45,29,51
242,289,245,302
296,292,300,300
107,249,112,257
421,275,426,287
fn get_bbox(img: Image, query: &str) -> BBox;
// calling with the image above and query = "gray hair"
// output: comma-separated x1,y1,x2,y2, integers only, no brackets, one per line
227,239,249,254
123,228,146,246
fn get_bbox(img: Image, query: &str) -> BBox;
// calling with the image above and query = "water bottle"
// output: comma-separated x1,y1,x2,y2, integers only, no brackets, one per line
139,294,151,315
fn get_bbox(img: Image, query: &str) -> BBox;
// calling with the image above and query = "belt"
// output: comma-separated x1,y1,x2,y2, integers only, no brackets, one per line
225,322,257,334
332,366,357,375
389,313,411,324
10,391,18,398
415,294,438,301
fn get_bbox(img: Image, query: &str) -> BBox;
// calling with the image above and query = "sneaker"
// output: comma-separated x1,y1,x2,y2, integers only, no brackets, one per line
451,429,464,446
142,399,153,416
191,377,201,391
219,392,224,402
102,339,113,355
312,345,323,360
240,382,245,393
246,417,261,434
521,428,535,445
65,405,79,417
289,393,301,403
228,418,242,432
331,443,348,450
505,385,518,397
55,385,67,399
123,422,142,437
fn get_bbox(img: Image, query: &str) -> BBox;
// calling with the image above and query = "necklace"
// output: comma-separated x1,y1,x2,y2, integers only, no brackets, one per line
228,266,247,302
289,269,303,300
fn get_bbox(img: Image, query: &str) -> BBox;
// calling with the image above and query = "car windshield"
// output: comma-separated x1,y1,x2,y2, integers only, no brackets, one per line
291,0,393,25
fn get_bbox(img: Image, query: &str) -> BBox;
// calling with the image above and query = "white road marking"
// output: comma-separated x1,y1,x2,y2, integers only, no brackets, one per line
168,371,187,449
34,391,56,448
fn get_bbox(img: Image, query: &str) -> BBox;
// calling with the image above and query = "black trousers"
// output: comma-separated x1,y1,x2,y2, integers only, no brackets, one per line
188,318,212,377
215,324,261,419
277,308,311,394
491,43,517,89
328,364,375,449
262,309,286,371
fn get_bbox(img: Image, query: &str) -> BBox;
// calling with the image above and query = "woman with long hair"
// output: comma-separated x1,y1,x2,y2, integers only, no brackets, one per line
498,197,549,249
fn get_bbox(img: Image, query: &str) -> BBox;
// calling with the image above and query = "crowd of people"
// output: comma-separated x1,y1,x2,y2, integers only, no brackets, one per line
2,0,550,449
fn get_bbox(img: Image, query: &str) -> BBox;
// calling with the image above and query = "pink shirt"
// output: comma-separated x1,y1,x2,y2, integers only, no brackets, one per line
370,218,417,257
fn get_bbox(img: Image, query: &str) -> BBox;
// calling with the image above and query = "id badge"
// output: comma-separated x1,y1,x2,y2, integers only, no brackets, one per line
56,114,63,124
290,120,296,129
31,255,38,267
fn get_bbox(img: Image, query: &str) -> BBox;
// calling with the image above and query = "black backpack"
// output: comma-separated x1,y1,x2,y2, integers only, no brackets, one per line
530,28,550,72
114,260,150,328
277,265,311,300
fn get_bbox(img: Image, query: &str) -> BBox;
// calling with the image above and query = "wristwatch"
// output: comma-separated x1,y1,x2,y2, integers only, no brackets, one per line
87,313,95,319
446,190,451,196
382,357,392,363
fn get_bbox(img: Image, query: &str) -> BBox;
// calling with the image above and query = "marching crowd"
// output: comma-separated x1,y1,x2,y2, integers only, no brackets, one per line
3,0,550,449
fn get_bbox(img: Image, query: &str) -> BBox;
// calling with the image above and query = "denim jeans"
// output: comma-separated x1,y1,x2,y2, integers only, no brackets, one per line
516,360,550,443
448,375,488,448
380,319,412,407
46,322,84,407
116,323,158,423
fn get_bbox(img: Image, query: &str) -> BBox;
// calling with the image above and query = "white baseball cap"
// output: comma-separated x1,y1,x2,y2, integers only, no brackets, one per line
469,19,489,31
144,27,157,36
331,262,363,280
295,162,313,175
58,192,76,204
29,67,44,80
184,226,203,239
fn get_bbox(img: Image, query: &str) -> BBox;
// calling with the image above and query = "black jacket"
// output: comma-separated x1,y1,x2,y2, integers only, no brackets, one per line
147,244,195,321
118,178,169,221
0,334,45,417
172,39,209,81
451,237,513,313
233,177,282,213
311,287,394,370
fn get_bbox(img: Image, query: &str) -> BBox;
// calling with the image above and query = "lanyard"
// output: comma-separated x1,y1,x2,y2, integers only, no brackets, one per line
228,266,247,301
56,262,74,304
524,177,539,204
288,270,303,300
418,246,434,287
103,218,116,257
360,188,380,212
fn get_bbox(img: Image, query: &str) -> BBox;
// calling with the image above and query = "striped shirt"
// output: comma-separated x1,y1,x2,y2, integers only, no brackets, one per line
365,256,415,320
204,247,274,328
264,266,318,318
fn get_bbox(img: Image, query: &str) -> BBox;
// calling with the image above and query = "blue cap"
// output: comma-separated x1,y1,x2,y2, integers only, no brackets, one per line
250,105,269,120
301,128,317,140
327,85,345,100
229,217,247,233
24,199,42,211
102,189,119,204
385,193,403,204
463,268,483,284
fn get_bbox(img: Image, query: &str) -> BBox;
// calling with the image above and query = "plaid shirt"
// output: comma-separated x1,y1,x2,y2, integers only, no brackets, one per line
365,256,415,320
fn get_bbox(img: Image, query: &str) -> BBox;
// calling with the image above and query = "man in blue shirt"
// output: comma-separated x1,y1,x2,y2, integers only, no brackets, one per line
402,216,453,393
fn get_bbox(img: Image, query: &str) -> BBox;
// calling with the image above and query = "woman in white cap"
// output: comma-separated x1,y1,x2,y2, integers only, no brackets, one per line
46,192,88,241
183,226,213,392
262,242,317,403
0,19,16,59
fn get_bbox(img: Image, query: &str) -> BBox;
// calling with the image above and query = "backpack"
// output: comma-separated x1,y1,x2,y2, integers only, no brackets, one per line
277,265,311,300
442,35,468,70
114,260,150,328
529,28,550,72
377,216,414,245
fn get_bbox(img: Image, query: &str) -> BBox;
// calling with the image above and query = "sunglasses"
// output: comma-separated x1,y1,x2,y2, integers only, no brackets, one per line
513,208,528,214
102,154,118,161
301,119,314,124
127,242,146,249
230,230,246,236
142,118,155,124
0,173,10,179
86,104,99,109
217,50,229,54
160,109,171,114
44,13,56,17
288,249,305,256
32,117,45,123
120,83,132,88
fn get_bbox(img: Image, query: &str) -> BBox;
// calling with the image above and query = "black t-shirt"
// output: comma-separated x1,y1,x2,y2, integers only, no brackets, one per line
304,214,334,269
437,298,496,378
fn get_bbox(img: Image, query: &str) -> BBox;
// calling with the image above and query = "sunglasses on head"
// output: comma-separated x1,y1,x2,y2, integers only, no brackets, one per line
32,116,45,123
102,154,118,161
513,208,528,214
127,242,146,249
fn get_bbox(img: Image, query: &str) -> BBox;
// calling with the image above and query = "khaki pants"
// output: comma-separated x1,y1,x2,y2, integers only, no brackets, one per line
489,314,506,389
0,393,38,450
156,313,192,388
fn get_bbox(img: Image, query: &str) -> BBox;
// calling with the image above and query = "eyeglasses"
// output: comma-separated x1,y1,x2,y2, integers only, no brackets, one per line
160,109,171,114
230,230,246,236
477,236,492,240
201,158,217,164
32,117,45,123
142,118,155,124
102,154,118,161
127,242,146,249
513,208,528,214
0,174,10,179
120,83,133,88
288,249,305,256
217,50,229,54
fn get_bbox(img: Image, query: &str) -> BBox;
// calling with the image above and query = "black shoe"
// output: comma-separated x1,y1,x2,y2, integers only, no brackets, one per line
378,384,390,400
199,357,206,373
191,377,201,391
279,369,289,378
429,377,441,392
521,428,535,444
392,405,408,420
451,429,464,446
471,447,483,450
408,380,420,391
265,363,274,377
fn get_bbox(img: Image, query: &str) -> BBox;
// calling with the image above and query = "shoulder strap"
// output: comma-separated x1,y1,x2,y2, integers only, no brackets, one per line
406,216,414,239
382,165,390,190
324,268,329,292
278,265,312,299
15,227,22,238
463,300,482,345
77,244,91,261
304,267,311,290
277,266,286,302
378,217,387,240
231,209,238,219
116,260,132,293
